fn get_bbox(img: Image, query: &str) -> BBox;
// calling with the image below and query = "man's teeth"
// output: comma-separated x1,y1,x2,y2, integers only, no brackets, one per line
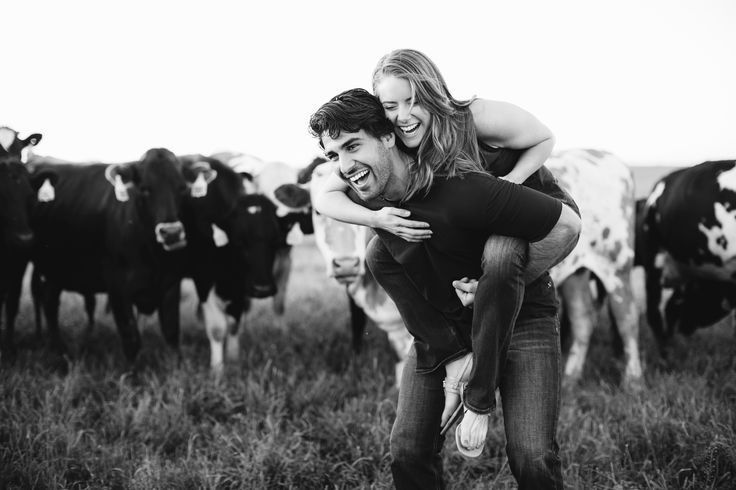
401,123,419,134
350,169,369,183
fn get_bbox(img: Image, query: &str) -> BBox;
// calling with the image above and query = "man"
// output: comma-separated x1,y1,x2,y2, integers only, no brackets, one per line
309,89,575,489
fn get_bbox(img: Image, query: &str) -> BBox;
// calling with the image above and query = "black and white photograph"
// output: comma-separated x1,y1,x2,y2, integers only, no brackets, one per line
2,1,735,488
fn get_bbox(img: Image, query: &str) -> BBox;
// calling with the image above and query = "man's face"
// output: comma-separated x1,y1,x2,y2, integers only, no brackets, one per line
321,129,393,201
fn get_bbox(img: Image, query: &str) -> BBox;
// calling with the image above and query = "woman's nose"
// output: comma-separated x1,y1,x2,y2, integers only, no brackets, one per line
397,105,411,122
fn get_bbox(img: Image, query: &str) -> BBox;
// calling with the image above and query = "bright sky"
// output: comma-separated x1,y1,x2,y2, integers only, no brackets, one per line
6,0,735,167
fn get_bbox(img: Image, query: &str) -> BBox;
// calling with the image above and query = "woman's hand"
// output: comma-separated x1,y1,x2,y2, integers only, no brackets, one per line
372,207,432,242
452,277,478,307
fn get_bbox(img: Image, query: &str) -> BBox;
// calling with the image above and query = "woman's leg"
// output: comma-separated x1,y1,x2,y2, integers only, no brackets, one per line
499,279,563,490
390,347,448,490
525,203,581,283
462,235,527,413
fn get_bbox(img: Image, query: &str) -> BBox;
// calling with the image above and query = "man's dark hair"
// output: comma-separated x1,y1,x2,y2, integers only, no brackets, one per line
309,88,395,148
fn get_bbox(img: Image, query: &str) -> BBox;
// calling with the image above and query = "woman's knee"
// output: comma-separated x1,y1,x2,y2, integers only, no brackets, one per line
481,235,528,274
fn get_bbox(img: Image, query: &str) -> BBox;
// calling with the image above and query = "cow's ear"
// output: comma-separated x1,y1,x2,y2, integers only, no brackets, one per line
21,133,42,148
239,172,257,194
274,183,311,209
115,162,141,184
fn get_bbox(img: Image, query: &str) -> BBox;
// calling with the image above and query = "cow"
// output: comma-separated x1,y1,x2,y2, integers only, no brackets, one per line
27,148,189,361
211,152,313,324
637,160,736,349
306,160,413,386
174,155,282,374
0,127,42,359
546,149,642,387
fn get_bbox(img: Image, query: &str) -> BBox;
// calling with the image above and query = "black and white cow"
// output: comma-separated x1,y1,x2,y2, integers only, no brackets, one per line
637,160,736,347
174,155,282,373
547,149,642,386
0,127,42,358
211,152,313,324
28,149,188,361
307,161,412,386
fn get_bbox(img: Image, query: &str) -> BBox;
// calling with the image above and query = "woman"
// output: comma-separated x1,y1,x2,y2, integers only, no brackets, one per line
313,49,580,486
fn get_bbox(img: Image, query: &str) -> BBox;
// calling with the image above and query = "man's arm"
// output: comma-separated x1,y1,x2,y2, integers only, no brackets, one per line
313,171,432,242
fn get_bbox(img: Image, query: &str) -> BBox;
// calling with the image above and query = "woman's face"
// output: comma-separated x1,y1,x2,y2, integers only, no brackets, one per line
375,75,431,149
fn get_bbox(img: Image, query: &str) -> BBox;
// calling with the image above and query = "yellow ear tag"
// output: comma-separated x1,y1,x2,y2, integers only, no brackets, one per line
191,173,208,198
114,175,129,202
38,179,55,202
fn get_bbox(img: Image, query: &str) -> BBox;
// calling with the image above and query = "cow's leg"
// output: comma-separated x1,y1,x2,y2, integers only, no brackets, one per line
83,293,97,333
30,267,45,340
3,259,29,357
348,293,367,354
560,269,595,384
41,280,68,354
607,272,643,386
645,265,668,353
158,279,181,351
201,288,228,378
225,313,241,365
271,246,291,321
107,293,142,362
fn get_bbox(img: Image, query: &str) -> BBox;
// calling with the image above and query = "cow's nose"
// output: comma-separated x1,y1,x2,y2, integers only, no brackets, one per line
249,283,276,298
156,221,187,250
332,257,361,283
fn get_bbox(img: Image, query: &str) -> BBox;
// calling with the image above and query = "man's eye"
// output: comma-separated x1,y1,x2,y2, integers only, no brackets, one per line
347,144,358,151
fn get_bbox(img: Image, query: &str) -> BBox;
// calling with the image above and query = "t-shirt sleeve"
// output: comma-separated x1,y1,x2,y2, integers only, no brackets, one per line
451,173,562,242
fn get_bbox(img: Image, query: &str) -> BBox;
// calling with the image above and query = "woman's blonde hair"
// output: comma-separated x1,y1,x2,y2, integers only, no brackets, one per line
372,49,483,200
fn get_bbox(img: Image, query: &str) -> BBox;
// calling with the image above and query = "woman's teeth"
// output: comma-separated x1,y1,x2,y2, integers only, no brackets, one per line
350,169,369,183
400,123,419,134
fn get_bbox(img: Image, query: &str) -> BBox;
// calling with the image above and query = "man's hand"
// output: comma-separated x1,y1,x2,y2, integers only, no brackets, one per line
372,207,432,243
452,277,478,307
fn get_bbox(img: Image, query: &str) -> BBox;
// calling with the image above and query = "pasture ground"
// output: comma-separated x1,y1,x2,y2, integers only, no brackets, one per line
1,235,735,489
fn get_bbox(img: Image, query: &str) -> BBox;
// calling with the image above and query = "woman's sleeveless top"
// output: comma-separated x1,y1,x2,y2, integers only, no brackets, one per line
476,134,580,217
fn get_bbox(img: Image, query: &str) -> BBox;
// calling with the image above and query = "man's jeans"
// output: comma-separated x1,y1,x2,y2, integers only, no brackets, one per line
390,317,562,490
366,236,562,489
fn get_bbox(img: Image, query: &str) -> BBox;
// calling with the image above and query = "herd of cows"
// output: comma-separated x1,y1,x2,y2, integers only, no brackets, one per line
1,125,735,387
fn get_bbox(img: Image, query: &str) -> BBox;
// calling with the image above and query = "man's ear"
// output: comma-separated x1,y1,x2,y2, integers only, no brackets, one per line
380,131,396,149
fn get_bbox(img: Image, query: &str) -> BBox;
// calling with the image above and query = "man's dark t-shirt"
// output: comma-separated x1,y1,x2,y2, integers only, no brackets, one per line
357,170,562,329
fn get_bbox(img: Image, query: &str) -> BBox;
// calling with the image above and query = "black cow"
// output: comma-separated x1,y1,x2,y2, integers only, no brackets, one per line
637,160,736,349
211,152,313,324
0,127,42,359
28,149,188,361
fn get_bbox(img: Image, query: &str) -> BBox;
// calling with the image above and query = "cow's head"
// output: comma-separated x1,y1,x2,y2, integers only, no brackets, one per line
0,156,36,248
106,148,188,251
0,126,42,162
308,161,369,285
664,280,736,335
0,128,43,248
223,193,281,298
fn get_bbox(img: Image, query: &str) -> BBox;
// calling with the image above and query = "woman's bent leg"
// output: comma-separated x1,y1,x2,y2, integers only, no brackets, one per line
525,203,581,283
463,235,527,413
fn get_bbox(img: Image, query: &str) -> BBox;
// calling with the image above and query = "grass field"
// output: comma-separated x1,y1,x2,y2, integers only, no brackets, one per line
2,165,735,489
1,236,735,489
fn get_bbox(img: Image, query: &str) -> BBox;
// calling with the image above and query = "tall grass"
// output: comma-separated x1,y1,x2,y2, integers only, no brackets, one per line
1,238,734,489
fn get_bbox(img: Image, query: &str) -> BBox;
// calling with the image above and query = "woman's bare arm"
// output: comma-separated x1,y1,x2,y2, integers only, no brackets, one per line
470,99,555,184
